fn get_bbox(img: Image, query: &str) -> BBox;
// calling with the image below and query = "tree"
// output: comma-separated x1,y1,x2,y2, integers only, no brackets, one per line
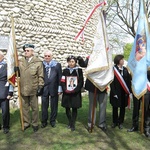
106,0,149,38
105,0,149,54
123,43,133,60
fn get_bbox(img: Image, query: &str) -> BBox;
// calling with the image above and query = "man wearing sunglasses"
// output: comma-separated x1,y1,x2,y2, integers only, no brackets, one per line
18,44,44,132
41,50,62,128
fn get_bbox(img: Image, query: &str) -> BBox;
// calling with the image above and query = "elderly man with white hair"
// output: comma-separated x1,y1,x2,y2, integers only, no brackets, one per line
41,50,62,128
0,51,13,134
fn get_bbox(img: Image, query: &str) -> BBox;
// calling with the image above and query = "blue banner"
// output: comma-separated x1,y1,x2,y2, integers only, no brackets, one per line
127,0,150,99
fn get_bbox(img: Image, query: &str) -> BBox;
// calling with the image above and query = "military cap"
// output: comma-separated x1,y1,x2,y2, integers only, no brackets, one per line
23,44,35,51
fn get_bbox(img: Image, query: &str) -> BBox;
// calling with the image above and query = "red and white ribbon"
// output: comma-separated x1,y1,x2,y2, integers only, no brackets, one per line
74,1,107,41
147,81,150,91
114,67,131,109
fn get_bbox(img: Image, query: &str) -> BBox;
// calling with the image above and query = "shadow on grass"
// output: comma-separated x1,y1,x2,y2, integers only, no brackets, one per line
0,95,149,150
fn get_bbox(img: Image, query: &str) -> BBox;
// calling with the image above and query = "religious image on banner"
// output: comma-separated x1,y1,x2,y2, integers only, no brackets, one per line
135,33,146,61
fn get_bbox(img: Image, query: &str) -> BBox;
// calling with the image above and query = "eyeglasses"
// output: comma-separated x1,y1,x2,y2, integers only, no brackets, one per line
44,55,51,57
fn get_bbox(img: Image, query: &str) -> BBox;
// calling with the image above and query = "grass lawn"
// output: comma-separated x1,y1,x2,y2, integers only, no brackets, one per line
0,94,149,150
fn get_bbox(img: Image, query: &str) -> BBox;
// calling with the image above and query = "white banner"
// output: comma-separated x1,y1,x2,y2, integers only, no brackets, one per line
85,11,114,91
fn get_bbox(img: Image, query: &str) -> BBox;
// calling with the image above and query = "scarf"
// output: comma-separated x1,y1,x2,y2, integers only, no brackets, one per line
0,59,6,65
43,60,57,69
66,66,79,74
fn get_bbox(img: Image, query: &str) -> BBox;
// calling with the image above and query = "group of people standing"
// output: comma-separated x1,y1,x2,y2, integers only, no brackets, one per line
0,44,149,138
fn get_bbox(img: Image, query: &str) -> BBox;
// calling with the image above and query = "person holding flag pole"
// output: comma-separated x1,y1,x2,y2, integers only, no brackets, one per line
127,0,150,135
76,1,114,133
77,55,108,132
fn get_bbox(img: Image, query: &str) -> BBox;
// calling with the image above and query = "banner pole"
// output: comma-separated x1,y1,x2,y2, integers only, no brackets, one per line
11,16,24,131
140,95,144,134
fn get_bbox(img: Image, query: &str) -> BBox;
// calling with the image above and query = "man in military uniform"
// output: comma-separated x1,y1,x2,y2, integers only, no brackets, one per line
19,44,44,132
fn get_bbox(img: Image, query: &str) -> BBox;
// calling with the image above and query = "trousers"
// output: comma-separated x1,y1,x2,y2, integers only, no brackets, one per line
0,99,10,129
88,92,107,127
41,95,58,124
22,95,39,127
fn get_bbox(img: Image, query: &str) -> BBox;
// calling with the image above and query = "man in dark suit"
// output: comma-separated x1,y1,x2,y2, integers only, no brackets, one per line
41,50,62,128
127,71,150,138
0,51,13,134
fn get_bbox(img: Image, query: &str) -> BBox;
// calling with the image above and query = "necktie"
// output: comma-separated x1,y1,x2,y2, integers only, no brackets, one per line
46,67,49,78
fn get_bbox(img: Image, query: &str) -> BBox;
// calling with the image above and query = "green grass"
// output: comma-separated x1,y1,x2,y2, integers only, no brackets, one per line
0,94,149,150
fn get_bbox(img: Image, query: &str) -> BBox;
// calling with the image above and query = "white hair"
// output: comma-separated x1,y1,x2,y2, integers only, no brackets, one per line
44,50,53,56
0,50,4,57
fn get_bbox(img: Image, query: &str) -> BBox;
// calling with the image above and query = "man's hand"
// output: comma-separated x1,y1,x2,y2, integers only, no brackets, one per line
36,86,43,96
77,56,83,61
14,66,20,77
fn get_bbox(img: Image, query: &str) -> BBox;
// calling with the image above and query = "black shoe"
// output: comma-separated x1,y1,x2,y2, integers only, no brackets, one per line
71,126,75,131
50,122,56,128
111,123,117,128
3,128,9,134
127,126,138,132
24,125,30,131
67,124,71,129
144,131,150,138
32,126,38,132
118,124,123,129
98,126,107,131
41,123,47,128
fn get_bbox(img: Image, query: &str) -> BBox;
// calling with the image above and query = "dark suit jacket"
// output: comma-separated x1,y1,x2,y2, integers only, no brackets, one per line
110,65,131,107
43,62,62,96
0,63,9,99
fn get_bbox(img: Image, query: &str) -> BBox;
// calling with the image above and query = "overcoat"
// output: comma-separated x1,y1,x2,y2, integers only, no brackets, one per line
110,65,131,107
19,56,44,96
61,68,83,108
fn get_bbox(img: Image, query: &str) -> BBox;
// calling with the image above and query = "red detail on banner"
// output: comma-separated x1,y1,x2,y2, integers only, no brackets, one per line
8,73,16,87
74,1,106,41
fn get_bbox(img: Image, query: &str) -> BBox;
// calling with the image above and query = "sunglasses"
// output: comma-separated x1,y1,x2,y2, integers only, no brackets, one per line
25,50,30,52
44,55,51,57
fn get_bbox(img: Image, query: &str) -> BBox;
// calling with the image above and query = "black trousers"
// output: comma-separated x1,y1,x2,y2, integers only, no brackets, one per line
112,106,125,124
66,107,77,127
41,95,58,124
132,96,141,128
0,99,10,129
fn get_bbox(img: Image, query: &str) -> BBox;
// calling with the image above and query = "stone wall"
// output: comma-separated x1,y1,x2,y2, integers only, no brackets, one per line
0,0,99,107
0,0,99,65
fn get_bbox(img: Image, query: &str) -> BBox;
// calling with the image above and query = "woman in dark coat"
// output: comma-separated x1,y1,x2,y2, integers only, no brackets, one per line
61,55,84,131
110,55,131,129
